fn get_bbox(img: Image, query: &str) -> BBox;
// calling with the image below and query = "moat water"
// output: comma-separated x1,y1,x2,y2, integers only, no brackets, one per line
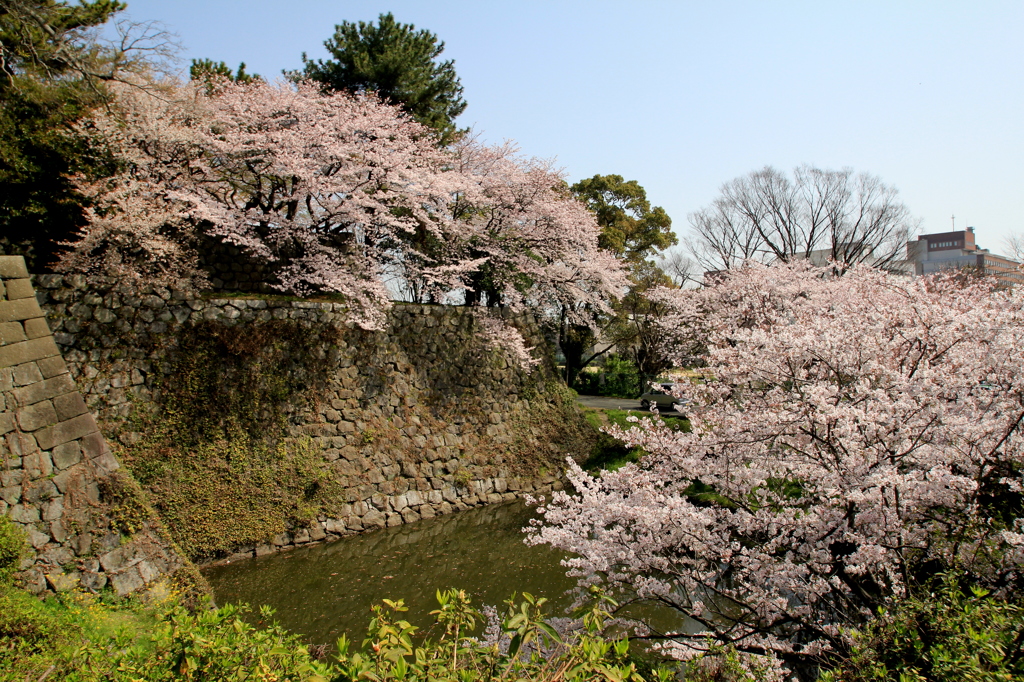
202,500,581,645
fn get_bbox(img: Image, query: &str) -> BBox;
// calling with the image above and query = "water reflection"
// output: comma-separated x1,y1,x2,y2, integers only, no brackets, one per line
203,500,578,644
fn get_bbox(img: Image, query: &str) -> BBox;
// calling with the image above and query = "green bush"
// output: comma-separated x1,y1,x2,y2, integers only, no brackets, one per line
583,408,688,473
0,584,676,682
0,515,28,584
574,354,641,399
823,573,1024,682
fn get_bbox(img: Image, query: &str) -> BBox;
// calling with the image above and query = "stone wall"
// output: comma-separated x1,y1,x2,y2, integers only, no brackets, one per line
0,257,186,596
34,275,593,564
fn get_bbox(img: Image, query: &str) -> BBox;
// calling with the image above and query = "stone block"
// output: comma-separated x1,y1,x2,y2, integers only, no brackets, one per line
13,373,75,407
138,560,161,584
0,298,42,324
0,412,14,436
46,572,80,592
51,469,78,494
111,567,145,596
0,486,21,505
0,321,25,345
255,544,274,557
79,431,107,459
34,412,98,450
17,400,58,432
41,497,63,521
37,355,68,379
5,278,34,300
49,519,68,543
0,335,57,367
24,479,57,504
28,528,51,548
362,509,386,529
309,524,326,541
0,256,29,279
12,362,42,386
51,441,82,470
23,317,51,339
22,451,53,478
80,571,108,592
9,503,40,523
53,392,88,421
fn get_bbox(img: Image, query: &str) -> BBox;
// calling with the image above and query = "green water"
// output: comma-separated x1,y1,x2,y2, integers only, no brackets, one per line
202,501,580,645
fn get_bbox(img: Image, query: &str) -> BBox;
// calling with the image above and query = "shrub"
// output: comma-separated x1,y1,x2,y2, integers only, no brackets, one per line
0,515,28,584
823,573,1024,682
0,587,78,680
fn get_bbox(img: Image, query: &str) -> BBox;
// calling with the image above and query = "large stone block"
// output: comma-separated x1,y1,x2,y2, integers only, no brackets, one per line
9,503,40,523
0,298,43,325
22,451,53,478
23,317,51,339
17,400,58,432
36,356,68,379
110,567,144,596
53,392,88,421
5,278,35,300
12,373,76,408
51,441,83,470
34,413,98,450
12,361,42,386
0,256,29,279
0,412,14,436
0,321,26,345
0,335,57,367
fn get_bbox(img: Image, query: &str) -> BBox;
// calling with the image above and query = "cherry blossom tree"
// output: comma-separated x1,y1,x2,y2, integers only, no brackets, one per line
62,80,625,345
447,139,627,324
63,79,469,327
530,261,1024,675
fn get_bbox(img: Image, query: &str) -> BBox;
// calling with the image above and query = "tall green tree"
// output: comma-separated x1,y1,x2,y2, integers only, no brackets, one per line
560,175,677,388
570,174,675,264
294,12,467,144
0,0,125,271
189,58,260,88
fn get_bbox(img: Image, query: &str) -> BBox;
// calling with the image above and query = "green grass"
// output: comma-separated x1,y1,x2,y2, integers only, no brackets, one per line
581,408,689,473
0,584,163,680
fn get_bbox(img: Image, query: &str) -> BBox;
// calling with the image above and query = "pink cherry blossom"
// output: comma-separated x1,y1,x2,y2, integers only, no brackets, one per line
62,80,625,337
530,261,1024,671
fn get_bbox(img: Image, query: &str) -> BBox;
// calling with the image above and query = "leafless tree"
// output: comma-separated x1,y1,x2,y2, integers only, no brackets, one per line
1002,233,1024,263
687,165,919,275
656,247,699,288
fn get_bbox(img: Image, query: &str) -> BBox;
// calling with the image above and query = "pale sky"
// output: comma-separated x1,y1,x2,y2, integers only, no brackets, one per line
112,0,1024,256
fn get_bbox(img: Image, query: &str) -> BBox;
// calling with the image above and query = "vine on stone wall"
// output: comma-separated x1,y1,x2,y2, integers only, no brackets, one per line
119,320,347,562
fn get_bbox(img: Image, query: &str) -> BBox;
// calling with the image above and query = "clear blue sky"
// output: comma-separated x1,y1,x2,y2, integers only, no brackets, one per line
113,0,1024,255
